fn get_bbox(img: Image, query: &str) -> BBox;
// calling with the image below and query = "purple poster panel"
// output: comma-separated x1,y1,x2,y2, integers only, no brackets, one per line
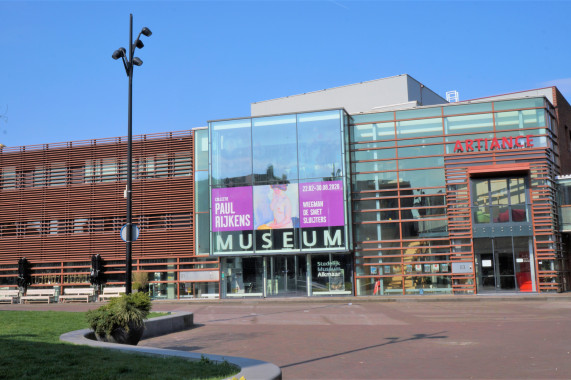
299,180,344,228
212,186,253,232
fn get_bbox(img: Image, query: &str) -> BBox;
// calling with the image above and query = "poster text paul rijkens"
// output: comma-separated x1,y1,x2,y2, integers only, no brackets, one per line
213,196,251,229
212,187,253,232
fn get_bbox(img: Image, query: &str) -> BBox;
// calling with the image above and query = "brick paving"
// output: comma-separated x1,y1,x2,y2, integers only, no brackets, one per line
3,295,571,379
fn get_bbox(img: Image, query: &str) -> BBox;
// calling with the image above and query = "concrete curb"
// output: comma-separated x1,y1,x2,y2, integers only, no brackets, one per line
60,312,282,380
142,311,194,339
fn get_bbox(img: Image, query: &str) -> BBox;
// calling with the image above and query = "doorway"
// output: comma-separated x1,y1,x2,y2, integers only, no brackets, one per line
474,237,535,293
266,255,308,297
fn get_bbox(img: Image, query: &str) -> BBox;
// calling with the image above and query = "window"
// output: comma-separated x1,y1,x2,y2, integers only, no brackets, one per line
49,164,67,186
252,115,297,184
1,166,16,189
33,166,46,187
173,152,192,176
210,119,252,187
472,177,530,224
297,110,343,180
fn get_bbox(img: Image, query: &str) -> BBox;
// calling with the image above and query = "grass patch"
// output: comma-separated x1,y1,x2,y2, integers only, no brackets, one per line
0,311,239,380
147,312,170,319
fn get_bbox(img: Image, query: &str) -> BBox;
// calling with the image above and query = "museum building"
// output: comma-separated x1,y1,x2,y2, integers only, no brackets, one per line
1,74,571,298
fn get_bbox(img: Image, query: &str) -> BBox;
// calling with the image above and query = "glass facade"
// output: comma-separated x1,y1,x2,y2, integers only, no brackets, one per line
220,253,352,298
197,95,564,298
351,97,559,295
206,110,354,298
209,110,351,256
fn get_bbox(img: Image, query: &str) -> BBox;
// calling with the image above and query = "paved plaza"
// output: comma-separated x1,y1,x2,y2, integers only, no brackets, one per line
3,296,571,379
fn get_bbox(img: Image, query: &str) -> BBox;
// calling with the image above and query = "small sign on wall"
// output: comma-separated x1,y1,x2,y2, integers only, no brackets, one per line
452,262,473,274
180,271,219,282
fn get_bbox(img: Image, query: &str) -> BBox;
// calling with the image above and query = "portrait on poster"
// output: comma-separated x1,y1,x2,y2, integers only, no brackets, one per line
254,184,299,230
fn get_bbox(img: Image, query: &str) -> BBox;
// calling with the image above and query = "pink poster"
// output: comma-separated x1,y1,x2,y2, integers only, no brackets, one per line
299,180,344,228
212,186,253,232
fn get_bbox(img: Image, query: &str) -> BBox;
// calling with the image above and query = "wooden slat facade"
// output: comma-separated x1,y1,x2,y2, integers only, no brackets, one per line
0,130,219,298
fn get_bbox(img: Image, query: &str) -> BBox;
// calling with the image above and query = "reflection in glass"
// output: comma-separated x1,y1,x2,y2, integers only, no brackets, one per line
354,147,397,161
399,168,445,189
351,122,395,142
194,171,209,212
354,222,400,242
194,129,209,171
404,275,451,294
352,172,398,192
352,160,397,173
223,257,263,297
211,119,252,186
398,143,443,157
397,118,443,139
509,178,526,205
297,111,342,180
253,115,298,183
493,98,544,112
443,102,492,116
211,109,348,256
490,179,508,205
398,156,444,170
196,213,210,254
268,255,307,297
445,113,493,135
472,177,529,224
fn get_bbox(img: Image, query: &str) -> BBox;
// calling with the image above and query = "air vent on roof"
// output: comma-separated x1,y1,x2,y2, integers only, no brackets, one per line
446,90,459,103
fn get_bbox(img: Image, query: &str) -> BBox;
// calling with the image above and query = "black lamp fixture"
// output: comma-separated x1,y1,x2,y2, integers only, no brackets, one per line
111,14,152,295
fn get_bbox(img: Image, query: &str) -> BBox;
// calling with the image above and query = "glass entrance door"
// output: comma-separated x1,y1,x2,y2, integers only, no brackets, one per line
474,237,535,293
266,255,307,297
475,238,496,291
222,257,264,297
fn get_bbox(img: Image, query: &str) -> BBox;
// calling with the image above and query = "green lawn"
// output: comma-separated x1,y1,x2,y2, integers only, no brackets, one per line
0,311,240,380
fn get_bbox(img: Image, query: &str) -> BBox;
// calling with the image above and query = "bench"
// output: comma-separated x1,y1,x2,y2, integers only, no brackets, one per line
21,288,56,304
0,289,20,304
98,287,126,302
200,293,219,299
59,287,95,303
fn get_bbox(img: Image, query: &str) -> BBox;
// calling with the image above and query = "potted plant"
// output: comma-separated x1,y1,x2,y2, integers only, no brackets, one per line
86,292,151,345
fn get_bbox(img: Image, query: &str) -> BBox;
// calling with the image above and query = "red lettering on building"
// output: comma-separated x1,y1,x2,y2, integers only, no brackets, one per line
465,139,474,152
501,136,513,149
453,135,535,153
490,137,501,150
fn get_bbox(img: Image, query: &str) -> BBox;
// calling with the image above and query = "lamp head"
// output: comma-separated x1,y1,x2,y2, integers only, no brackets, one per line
112,47,125,60
141,27,152,37
111,51,121,60
134,39,144,49
132,57,143,66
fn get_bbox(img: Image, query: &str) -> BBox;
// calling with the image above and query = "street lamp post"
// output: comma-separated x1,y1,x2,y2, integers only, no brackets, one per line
112,14,151,295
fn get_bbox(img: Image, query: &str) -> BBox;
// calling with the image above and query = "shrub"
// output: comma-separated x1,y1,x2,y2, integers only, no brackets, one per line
86,292,152,336
132,271,149,292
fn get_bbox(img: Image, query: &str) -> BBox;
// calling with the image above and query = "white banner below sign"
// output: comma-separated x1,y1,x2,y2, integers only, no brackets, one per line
180,271,220,282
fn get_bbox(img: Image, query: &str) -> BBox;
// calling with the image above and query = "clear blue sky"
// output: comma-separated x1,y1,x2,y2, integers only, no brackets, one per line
1,0,570,147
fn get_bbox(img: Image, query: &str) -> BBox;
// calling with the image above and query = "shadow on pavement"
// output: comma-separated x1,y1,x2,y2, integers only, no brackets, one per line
281,331,448,369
